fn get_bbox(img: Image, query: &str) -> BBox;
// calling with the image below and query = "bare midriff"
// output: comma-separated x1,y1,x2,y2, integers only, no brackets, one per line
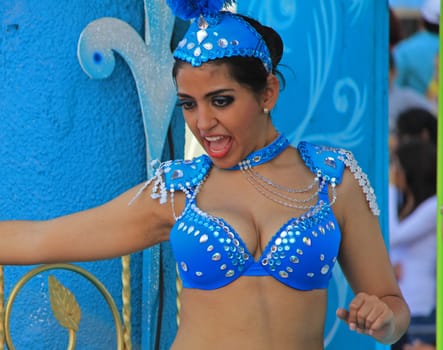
170,276,328,350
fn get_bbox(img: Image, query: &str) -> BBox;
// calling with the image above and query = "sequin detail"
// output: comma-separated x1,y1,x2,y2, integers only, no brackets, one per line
337,149,380,216
128,141,367,291
173,12,273,72
172,198,340,290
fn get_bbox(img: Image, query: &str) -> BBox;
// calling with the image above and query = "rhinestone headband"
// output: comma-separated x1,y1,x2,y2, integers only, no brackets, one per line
170,6,272,72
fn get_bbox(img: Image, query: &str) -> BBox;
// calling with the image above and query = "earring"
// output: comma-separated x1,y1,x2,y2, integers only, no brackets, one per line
263,107,270,114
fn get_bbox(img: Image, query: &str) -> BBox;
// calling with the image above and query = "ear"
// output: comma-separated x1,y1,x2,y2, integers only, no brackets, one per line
261,74,280,111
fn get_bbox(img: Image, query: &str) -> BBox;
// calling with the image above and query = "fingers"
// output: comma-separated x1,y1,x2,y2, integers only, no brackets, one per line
348,293,377,331
336,307,349,321
339,292,394,338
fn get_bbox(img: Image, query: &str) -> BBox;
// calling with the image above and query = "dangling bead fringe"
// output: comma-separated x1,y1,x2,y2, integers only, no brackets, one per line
337,150,380,216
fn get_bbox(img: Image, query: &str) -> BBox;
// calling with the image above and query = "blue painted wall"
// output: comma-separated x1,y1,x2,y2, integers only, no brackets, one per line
389,0,424,9
1,1,147,349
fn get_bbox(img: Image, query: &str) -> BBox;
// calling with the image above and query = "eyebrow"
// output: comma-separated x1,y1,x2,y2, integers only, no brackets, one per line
177,88,235,99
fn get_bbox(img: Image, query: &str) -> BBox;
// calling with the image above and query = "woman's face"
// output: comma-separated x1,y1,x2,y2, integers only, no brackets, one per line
175,62,278,169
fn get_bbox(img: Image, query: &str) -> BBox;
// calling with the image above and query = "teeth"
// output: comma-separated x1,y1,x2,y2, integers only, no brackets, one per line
205,136,224,142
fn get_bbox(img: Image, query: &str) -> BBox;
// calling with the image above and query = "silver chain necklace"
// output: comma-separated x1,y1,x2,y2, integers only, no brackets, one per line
238,159,324,210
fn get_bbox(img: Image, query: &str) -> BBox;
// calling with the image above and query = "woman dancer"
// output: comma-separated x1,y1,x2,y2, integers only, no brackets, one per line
0,1,409,349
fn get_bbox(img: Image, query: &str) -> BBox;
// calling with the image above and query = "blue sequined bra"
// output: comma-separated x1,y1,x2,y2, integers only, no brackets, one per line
139,141,380,291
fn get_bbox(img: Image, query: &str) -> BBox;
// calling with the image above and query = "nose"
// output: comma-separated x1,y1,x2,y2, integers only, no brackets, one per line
196,105,218,131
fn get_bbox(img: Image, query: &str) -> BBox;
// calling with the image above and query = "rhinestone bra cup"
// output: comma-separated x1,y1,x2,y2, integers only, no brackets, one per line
144,141,379,291
173,197,340,290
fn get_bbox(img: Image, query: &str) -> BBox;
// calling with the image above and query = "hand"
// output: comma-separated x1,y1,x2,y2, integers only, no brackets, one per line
336,292,395,343
403,339,435,350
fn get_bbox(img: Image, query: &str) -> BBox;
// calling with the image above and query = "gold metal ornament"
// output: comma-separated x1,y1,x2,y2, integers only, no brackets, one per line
3,263,123,350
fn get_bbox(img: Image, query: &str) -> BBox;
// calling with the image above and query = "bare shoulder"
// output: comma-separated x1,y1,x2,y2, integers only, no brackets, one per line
333,167,376,224
109,180,180,241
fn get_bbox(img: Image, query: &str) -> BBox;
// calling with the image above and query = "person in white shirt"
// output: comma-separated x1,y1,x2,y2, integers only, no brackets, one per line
389,139,437,349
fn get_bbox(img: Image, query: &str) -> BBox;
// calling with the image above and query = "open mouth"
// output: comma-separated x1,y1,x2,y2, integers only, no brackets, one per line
203,135,233,158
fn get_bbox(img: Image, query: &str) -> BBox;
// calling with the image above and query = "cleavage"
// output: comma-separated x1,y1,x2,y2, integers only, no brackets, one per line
193,169,314,259
191,198,308,261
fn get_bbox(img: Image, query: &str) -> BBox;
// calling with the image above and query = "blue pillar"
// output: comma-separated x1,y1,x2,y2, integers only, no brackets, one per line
1,1,147,348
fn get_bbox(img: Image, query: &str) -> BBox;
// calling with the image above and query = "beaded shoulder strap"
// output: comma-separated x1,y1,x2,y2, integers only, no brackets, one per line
297,141,380,216
128,154,212,206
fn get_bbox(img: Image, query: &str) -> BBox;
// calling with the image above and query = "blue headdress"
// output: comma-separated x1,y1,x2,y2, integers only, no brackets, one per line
166,0,273,72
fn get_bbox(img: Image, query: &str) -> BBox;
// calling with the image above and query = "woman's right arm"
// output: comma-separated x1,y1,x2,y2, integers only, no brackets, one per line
0,181,177,265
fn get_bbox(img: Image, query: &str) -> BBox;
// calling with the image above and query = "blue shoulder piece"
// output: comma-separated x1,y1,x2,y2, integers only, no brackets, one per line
161,154,212,191
128,154,212,206
297,141,380,216
297,141,346,184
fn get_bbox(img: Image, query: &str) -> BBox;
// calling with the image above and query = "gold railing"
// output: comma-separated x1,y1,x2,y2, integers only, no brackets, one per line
175,265,182,327
0,265,5,350
0,262,128,350
0,257,182,349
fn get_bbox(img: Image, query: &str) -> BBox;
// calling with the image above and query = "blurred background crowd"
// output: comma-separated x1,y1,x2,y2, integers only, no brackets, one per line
388,0,438,349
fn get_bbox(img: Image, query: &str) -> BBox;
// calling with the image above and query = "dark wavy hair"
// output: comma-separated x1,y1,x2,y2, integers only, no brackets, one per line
396,140,436,210
396,107,437,146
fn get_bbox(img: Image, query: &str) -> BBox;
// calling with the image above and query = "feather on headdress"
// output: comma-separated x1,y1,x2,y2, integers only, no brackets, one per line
166,0,236,20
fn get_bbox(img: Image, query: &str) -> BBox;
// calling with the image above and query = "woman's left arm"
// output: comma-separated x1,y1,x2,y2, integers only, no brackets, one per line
334,169,410,344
